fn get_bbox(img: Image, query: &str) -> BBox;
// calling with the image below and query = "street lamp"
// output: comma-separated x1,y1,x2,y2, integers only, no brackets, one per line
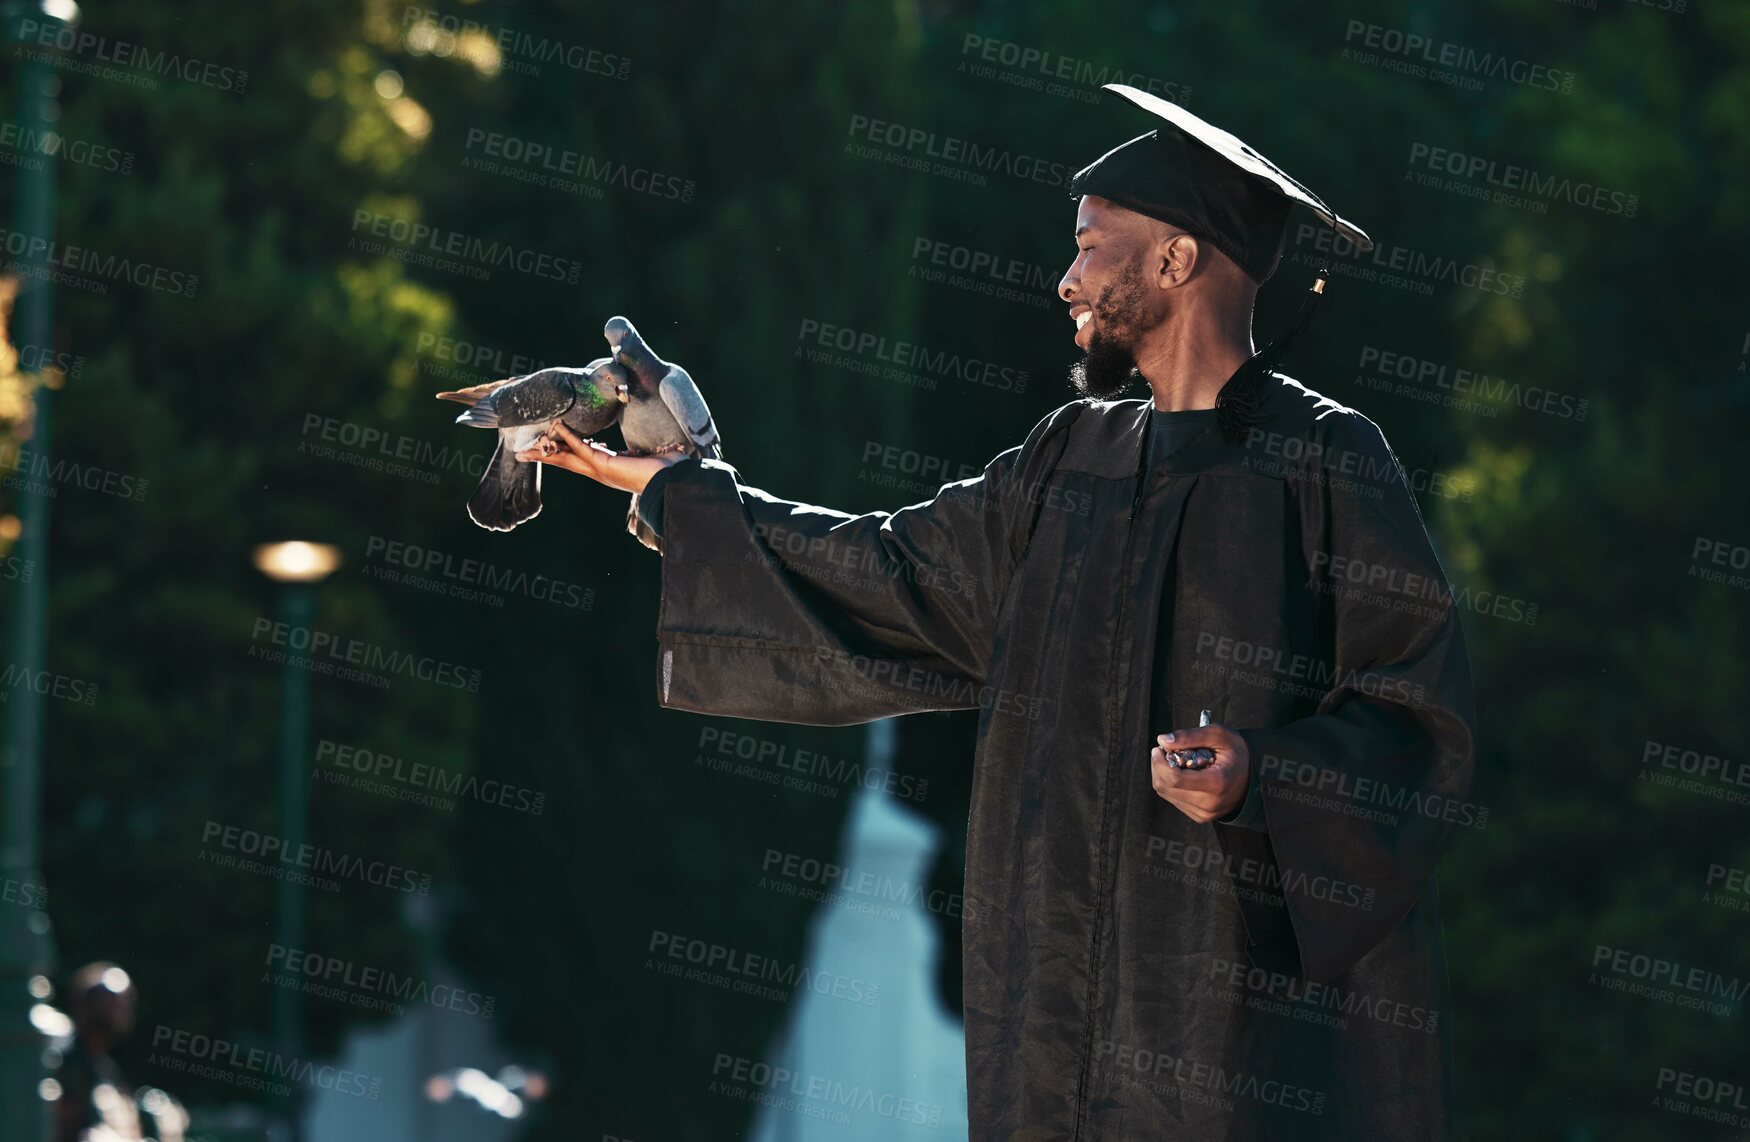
253,541,340,1142
1,3,81,1139
252,542,342,584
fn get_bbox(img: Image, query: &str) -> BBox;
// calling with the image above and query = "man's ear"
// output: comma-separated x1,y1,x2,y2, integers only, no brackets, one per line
1152,232,1199,290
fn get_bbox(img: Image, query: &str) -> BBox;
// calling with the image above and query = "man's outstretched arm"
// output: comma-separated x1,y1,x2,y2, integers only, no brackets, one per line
521,407,1083,726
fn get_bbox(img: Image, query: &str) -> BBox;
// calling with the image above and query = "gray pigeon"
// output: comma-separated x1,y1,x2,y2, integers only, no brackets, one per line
603,317,723,551
438,357,630,531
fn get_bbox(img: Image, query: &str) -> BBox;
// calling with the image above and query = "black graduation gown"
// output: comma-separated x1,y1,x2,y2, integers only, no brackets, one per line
648,375,1477,1140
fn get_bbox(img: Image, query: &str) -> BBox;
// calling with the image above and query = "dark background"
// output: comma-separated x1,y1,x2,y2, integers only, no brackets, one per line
3,0,1747,1138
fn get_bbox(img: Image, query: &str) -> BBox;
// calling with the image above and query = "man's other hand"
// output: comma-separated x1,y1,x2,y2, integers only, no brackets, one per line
515,421,684,494
1149,722,1250,823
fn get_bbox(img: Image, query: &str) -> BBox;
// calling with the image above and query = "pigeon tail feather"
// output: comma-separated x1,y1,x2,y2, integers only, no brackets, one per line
436,377,518,407
469,440,541,531
626,492,662,553
455,403,501,429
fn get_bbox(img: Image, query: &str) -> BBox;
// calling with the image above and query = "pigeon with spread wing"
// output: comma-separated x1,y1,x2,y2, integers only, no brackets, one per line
438,357,629,531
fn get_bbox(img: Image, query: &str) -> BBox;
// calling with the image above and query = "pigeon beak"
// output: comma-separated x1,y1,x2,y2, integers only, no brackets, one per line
616,383,630,404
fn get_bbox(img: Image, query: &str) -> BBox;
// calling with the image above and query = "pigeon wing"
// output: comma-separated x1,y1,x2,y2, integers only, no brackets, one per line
658,365,722,459
436,376,519,406
490,369,580,427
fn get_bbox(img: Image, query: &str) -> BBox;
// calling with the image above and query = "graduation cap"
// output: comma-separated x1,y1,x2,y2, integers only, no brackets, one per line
1069,84,1373,439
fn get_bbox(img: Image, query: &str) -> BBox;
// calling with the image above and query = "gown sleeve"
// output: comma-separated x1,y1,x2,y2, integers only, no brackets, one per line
647,402,1084,727
1235,407,1478,983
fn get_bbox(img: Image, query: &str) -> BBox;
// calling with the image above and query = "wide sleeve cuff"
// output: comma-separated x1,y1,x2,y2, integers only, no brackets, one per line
1217,743,1266,831
635,458,699,541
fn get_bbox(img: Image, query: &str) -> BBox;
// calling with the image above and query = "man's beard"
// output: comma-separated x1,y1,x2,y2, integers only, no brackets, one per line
1068,260,1151,400
1068,330,1140,401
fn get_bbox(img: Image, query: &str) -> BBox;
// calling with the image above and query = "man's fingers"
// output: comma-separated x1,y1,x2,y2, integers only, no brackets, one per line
550,421,587,450
515,445,573,468
1151,748,1226,791
516,429,612,473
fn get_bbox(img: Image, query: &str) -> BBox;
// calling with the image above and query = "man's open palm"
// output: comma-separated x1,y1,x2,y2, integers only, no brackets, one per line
515,421,681,494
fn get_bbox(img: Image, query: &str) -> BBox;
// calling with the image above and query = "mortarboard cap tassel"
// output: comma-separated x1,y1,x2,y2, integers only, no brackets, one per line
1214,269,1326,442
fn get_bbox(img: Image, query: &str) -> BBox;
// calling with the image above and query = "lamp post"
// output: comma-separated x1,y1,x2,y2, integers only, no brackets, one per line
0,3,79,1139
252,542,341,1142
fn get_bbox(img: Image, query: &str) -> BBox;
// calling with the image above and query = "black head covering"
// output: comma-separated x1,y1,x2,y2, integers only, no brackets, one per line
1068,84,1373,282
1071,128,1295,283
1069,85,1374,439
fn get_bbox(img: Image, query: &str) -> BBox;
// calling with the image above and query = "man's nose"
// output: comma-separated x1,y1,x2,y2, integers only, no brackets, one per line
1058,263,1079,304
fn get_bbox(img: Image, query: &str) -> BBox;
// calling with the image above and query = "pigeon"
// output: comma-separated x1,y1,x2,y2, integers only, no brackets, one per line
438,357,630,531
602,317,723,551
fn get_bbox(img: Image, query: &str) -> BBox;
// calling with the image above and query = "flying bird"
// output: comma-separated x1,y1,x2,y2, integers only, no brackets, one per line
438,358,629,531
603,316,723,550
